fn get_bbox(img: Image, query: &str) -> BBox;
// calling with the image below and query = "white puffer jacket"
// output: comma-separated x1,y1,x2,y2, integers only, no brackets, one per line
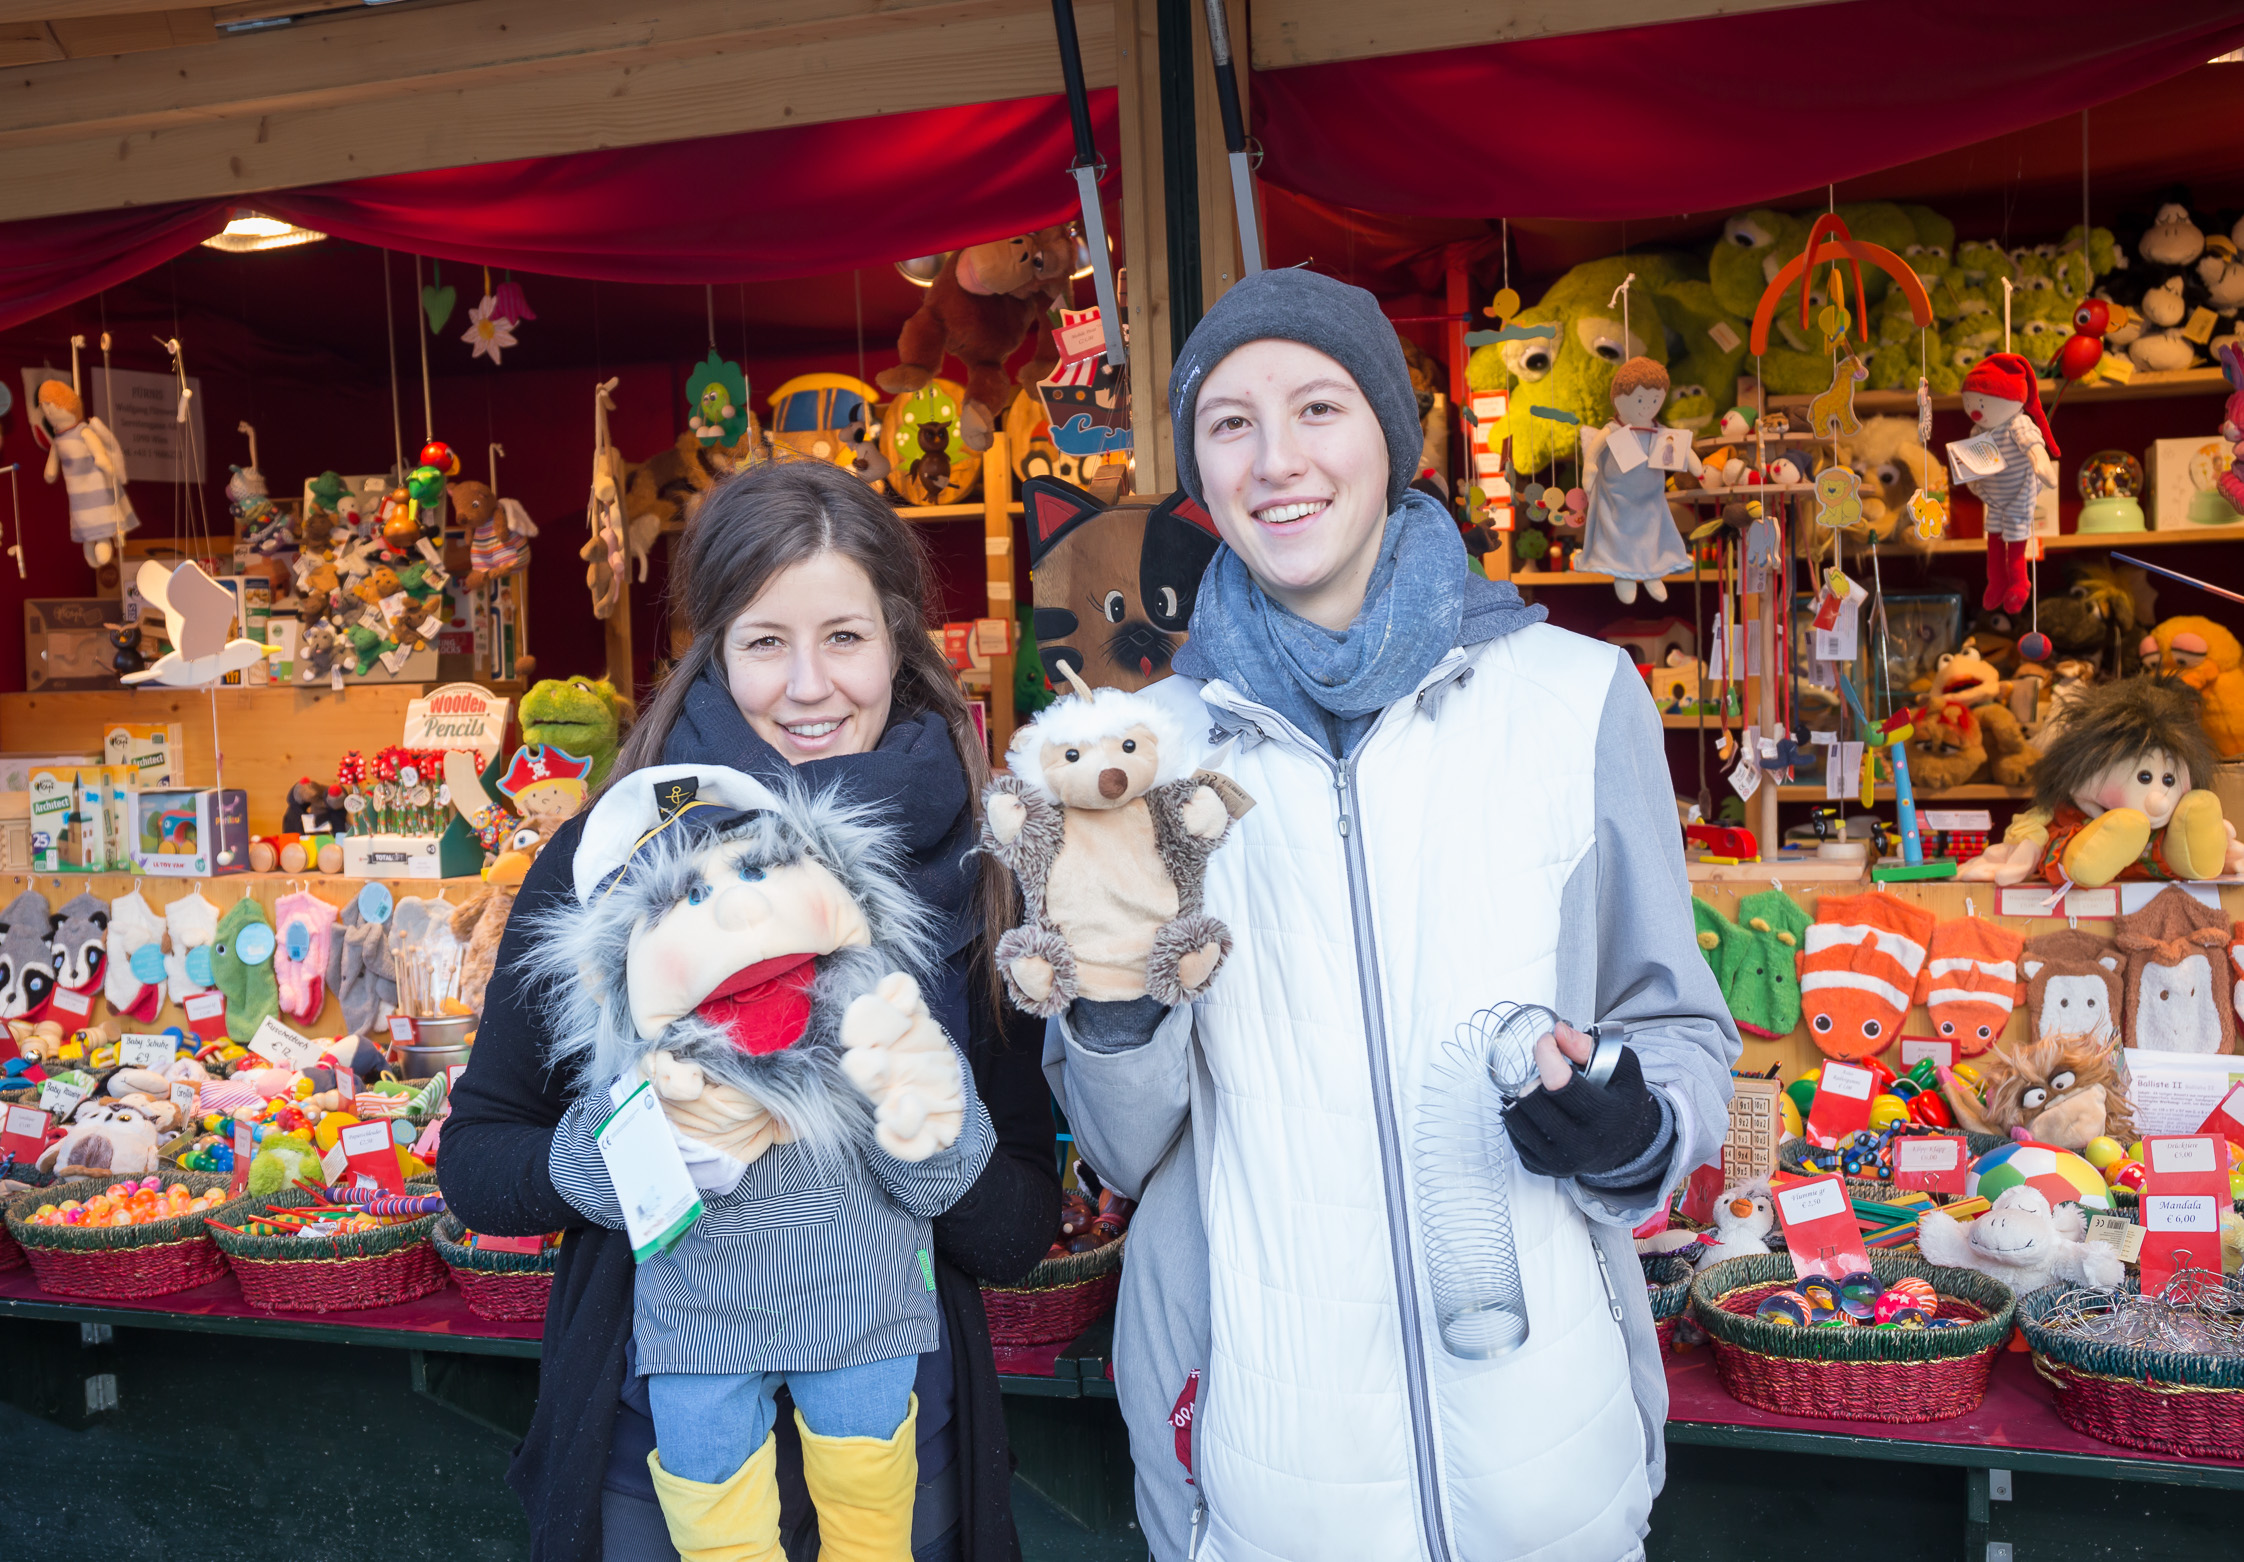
1048,623,1738,1561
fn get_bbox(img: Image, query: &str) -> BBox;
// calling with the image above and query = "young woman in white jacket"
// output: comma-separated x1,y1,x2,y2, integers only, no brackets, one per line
1042,268,1740,1562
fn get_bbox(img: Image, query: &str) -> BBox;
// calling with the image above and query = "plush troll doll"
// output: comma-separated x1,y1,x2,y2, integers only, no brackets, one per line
534,765,994,1562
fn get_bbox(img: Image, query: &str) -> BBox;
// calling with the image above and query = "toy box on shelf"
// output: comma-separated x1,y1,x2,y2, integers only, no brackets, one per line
131,788,250,876
330,683,512,880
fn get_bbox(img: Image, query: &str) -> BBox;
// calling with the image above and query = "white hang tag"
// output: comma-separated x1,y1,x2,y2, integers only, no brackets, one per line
1605,426,1649,472
1706,611,1730,682
1645,428,1694,471
597,1080,706,1263
118,1034,174,1069
1727,749,1762,801
1813,592,1864,664
1947,433,2007,482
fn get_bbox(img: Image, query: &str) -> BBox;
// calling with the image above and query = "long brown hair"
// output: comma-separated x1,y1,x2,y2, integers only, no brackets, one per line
609,459,1012,991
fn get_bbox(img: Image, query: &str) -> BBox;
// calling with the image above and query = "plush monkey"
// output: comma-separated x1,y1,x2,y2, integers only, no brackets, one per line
2022,927,2124,1046
878,227,1074,447
2113,884,2236,1053
983,673,1244,1016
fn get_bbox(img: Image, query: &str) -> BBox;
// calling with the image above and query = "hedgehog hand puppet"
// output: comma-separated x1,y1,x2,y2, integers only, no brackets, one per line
983,670,1245,1017
533,764,978,1168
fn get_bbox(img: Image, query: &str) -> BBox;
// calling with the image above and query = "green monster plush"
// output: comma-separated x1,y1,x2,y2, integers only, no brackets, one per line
1488,256,1675,473
519,676,633,789
247,1134,324,1197
1953,239,2016,290
1655,277,1750,412
1832,201,1917,305
1900,204,1958,285
1662,380,1718,436
1709,209,1798,319
2059,224,2119,289
212,897,279,1042
2017,287,2073,362
1869,322,1944,393
1692,889,1812,1039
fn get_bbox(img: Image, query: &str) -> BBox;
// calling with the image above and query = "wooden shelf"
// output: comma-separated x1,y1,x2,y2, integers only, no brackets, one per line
1768,365,2229,416
897,501,1025,521
1773,783,2028,801
1915,522,2244,554
1661,712,1740,728
1510,569,1703,587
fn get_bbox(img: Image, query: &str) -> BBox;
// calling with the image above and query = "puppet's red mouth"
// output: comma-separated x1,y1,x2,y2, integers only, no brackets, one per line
695,951,819,1056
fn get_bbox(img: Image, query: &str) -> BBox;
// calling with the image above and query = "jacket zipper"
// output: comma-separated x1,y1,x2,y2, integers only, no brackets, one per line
1204,675,1463,1562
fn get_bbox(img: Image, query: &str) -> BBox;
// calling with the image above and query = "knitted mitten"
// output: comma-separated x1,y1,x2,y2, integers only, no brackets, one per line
273,891,339,1025
2113,885,2236,1053
164,891,220,998
1694,890,1811,1039
104,889,167,1020
337,903,398,1039
213,897,280,1042
2021,926,2123,1046
1914,917,2024,1056
1799,892,1936,1060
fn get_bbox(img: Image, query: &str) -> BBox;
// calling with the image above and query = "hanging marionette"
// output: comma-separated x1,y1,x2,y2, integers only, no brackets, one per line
1948,353,2058,616
36,380,136,569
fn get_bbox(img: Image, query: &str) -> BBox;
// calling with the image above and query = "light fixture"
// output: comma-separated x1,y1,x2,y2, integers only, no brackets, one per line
201,210,327,253
894,254,950,287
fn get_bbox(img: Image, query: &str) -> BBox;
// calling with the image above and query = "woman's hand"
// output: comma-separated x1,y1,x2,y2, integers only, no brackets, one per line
643,1051,790,1165
1503,1023,1666,1180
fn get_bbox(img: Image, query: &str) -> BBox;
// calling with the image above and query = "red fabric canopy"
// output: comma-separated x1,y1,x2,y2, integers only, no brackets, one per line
1253,0,2244,220
0,90,1116,333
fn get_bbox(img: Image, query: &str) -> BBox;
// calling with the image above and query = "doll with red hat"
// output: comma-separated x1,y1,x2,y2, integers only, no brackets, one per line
1949,352,2059,615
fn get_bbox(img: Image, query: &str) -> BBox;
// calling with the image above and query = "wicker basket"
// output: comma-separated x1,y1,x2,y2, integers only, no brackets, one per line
981,1237,1123,1347
432,1214,555,1322
208,1188,447,1313
2,1171,246,1299
1778,1131,2007,1193
1642,1252,1695,1351
1689,1253,2016,1422
2018,1283,2244,1460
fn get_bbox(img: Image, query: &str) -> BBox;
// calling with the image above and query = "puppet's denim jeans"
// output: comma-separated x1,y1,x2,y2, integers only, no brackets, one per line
647,1356,918,1484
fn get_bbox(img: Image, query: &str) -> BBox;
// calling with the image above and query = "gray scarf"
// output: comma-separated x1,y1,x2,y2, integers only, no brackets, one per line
1173,490,1545,754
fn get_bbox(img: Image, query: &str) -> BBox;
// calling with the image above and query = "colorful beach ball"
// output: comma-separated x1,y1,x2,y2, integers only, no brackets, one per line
1969,1140,2110,1212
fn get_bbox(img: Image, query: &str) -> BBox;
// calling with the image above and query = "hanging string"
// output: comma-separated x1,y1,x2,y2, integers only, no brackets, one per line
2,461,22,579
382,251,405,481
705,283,717,356
1501,218,1510,293
413,256,434,444
2081,110,2092,245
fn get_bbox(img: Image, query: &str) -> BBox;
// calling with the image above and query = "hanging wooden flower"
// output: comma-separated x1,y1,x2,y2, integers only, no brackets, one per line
462,297,518,364
491,277,537,325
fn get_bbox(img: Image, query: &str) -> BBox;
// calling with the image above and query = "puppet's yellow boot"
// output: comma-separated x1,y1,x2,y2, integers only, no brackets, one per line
797,1395,918,1562
648,1433,784,1562
2163,789,2229,879
2062,807,2150,887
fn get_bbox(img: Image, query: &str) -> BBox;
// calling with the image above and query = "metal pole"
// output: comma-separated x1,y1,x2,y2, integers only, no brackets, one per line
1048,0,1126,365
1200,0,1263,275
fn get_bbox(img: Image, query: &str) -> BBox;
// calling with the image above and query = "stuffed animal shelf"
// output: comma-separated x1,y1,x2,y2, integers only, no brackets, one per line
1960,677,2243,888
1578,357,1697,603
983,670,1247,1017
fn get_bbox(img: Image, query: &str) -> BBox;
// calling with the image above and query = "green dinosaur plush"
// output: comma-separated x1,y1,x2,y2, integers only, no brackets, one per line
1709,209,1799,319
248,1134,324,1197
345,623,386,676
519,676,632,789
1900,204,1957,280
1953,239,2016,289
1487,257,1675,474
1693,888,1812,1039
212,897,279,1041
1654,277,1750,411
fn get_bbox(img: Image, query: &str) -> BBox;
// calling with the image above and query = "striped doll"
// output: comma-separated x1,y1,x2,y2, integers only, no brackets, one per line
1951,354,2058,616
36,380,137,566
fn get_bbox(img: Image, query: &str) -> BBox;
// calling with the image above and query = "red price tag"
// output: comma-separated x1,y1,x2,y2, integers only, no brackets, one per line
45,984,93,1022
1678,1162,1726,1225
1900,1036,1956,1071
1892,1133,1968,1195
229,1120,254,1196
183,989,228,1041
2139,1134,2232,1295
473,1233,547,1256
2195,1083,2244,1144
337,1119,405,1195
1772,1172,1873,1283
1805,1061,1876,1149
2,1103,50,1164
388,1015,415,1044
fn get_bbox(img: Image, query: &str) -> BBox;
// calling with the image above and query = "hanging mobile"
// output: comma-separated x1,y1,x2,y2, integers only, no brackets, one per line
1,460,22,578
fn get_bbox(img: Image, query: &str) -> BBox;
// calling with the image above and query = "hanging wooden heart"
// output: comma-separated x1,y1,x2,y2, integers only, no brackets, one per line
421,282,457,334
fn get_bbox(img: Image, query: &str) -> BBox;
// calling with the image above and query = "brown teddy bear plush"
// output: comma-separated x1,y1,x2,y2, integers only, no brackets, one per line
982,673,1244,1016
879,227,1074,448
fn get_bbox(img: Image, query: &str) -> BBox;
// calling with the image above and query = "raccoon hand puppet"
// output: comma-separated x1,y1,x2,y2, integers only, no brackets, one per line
533,764,974,1167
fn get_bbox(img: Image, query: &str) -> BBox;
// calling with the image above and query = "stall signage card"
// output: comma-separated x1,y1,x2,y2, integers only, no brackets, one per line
2194,1082,2244,1142
182,989,227,1040
337,1119,405,1194
230,1120,254,1195
1,1104,48,1163
1892,1133,1969,1194
246,1016,326,1071
38,1076,87,1116
118,1033,175,1069
169,1082,198,1119
46,984,93,1023
1900,1036,1957,1070
597,1080,704,1263
1804,1061,1876,1148
2138,1134,2231,1293
1774,1173,1873,1282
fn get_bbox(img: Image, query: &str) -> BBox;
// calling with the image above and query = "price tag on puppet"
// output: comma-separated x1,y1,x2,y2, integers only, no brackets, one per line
597,1080,704,1263
119,1033,175,1070
38,1075,87,1117
2194,1083,2244,1143
1804,1061,1877,1148
230,1119,255,1196
1947,433,2007,483
2,1103,49,1164
2138,1134,2232,1294
1892,1133,1969,1195
1901,1037,1957,1071
337,1118,406,1194
46,984,93,1023
247,1016,326,1071
182,989,228,1042
1645,428,1695,472
1773,1173,1873,1283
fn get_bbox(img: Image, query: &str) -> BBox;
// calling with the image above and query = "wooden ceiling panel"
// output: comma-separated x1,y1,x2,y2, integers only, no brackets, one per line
1250,0,1845,68
48,8,211,57
0,21,63,65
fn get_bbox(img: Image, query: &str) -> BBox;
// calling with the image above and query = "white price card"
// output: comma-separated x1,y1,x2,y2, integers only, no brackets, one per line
1776,1178,1848,1224
596,1081,705,1264
48,986,92,1020
1819,1061,1875,1100
247,1016,327,1071
2144,1194,2219,1233
119,1034,175,1069
39,1077,88,1116
2150,1136,2217,1175
1895,1137,1962,1173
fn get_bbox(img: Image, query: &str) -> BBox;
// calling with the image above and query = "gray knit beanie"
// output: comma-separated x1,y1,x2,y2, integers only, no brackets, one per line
1167,268,1422,512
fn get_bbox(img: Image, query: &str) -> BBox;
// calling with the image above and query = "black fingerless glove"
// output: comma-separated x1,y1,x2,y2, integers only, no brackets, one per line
1501,1045,1665,1180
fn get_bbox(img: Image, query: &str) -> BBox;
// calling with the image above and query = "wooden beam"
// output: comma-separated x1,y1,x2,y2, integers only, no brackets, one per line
48,8,210,57
1189,0,1245,311
0,21,61,65
0,0,1116,222
1251,0,1845,69
982,431,1016,759
0,0,354,24
1114,0,1173,492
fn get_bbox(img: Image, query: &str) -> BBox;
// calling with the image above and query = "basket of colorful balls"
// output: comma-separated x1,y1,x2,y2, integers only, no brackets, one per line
205,1179,450,1313
1688,1253,2016,1422
3,1172,242,1298
433,1215,562,1321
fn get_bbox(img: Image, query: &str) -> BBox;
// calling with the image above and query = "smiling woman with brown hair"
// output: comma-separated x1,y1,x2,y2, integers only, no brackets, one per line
441,459,1057,1562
